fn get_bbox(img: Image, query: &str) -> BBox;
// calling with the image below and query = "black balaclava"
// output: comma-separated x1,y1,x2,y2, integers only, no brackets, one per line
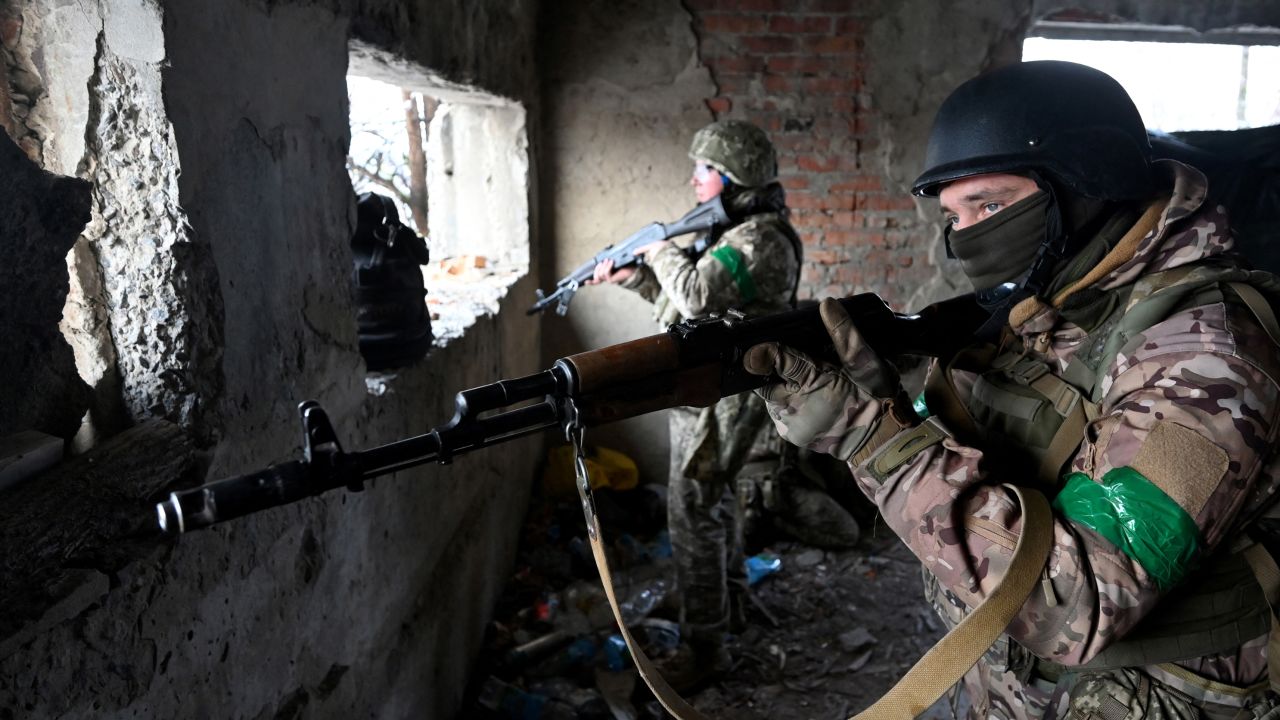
945,173,1117,333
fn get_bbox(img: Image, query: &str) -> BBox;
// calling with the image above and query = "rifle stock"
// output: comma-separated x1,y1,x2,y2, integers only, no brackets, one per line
156,293,986,534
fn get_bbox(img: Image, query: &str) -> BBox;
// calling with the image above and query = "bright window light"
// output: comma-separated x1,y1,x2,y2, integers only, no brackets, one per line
1023,37,1280,132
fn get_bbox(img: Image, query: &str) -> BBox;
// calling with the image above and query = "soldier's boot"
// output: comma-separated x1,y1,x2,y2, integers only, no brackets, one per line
651,624,732,694
766,480,862,549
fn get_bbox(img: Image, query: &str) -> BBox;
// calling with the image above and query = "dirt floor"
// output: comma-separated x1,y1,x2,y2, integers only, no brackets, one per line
460,467,967,720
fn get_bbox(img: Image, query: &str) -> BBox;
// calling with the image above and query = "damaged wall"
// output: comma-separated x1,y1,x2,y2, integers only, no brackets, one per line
1,0,539,718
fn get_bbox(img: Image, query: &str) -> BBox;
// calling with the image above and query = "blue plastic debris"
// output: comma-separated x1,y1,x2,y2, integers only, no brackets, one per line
746,553,782,585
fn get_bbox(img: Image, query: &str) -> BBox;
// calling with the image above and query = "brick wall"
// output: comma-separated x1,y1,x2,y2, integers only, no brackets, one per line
687,0,932,305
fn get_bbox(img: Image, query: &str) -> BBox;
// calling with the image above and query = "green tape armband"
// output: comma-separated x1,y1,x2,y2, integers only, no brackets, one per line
709,245,757,304
1053,467,1201,590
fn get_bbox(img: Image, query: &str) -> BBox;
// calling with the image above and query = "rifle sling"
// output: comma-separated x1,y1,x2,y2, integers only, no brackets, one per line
575,415,1055,720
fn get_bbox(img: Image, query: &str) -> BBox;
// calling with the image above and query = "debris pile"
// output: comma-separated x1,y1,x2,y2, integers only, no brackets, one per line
460,447,955,720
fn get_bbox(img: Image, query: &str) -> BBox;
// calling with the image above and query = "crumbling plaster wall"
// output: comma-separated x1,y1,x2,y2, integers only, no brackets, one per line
539,0,717,479
1,0,539,718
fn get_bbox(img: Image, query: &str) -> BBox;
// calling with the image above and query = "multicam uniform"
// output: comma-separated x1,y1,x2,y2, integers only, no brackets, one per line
857,161,1280,719
621,186,800,635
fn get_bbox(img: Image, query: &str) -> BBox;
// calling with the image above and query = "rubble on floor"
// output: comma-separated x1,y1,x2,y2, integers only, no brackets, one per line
460,472,957,720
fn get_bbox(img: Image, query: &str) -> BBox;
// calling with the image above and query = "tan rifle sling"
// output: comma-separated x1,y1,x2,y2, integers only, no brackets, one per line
571,424,1055,719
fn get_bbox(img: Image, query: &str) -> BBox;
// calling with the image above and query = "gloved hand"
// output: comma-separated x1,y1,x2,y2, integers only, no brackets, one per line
743,298,916,465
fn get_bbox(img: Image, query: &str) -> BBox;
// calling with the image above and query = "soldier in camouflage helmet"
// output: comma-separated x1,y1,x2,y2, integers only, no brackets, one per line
590,119,860,690
688,119,779,188
746,61,1280,719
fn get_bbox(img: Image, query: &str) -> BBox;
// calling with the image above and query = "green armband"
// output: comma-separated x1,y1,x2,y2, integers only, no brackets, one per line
1053,467,1201,590
709,245,757,304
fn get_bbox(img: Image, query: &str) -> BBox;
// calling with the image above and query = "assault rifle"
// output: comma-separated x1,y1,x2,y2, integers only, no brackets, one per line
155,293,987,535
527,195,732,316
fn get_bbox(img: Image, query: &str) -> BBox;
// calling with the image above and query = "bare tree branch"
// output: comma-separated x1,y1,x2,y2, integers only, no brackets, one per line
348,163,411,206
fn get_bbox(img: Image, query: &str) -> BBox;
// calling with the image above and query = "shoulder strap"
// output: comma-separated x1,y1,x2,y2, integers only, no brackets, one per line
1241,543,1280,694
1227,281,1280,350
851,486,1055,719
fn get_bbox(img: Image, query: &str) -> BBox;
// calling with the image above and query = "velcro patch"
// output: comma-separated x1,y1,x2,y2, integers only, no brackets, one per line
1130,421,1228,521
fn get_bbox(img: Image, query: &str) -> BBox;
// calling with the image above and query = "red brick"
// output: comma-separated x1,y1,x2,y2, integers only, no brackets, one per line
709,54,767,73
715,75,753,94
796,155,838,172
824,230,864,246
735,0,793,10
780,174,810,190
787,191,833,210
789,209,829,228
830,210,858,227
831,94,858,113
800,76,852,94
768,15,832,34
856,193,917,211
807,0,859,12
762,75,792,93
810,35,857,54
705,96,733,114
808,249,840,264
701,12,770,34
830,176,882,193
741,35,799,54
836,17,865,35
764,55,833,74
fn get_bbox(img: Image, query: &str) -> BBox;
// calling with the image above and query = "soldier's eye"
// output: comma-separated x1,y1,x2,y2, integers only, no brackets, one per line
983,202,1002,214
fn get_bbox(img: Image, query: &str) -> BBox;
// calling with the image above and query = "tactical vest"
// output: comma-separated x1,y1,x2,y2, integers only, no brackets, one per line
925,258,1280,685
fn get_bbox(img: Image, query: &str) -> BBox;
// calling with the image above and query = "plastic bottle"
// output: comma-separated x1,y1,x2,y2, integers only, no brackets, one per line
618,578,669,624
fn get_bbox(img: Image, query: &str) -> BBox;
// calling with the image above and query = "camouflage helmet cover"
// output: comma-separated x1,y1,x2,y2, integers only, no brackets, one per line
689,119,778,187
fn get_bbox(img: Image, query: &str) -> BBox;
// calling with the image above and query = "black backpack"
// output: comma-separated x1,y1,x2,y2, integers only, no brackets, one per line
351,192,433,371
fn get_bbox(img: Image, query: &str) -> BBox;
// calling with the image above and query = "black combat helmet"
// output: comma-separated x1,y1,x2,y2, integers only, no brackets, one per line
912,60,1154,200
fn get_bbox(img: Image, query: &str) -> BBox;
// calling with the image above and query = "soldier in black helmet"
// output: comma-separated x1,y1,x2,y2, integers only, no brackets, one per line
746,61,1280,719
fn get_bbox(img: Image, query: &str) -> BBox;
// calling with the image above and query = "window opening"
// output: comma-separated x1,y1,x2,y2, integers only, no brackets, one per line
1023,32,1280,132
345,71,529,360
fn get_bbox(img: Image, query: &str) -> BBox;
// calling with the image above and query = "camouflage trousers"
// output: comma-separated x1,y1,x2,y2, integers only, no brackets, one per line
667,392,777,638
923,570,1280,720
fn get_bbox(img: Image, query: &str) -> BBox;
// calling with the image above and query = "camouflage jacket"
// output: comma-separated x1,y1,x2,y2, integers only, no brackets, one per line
620,202,800,326
855,161,1280,690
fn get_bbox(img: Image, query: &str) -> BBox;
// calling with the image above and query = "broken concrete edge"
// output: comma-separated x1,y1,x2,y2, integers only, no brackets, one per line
0,419,201,655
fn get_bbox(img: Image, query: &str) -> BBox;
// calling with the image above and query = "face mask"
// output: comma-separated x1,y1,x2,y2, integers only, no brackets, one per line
946,190,1051,292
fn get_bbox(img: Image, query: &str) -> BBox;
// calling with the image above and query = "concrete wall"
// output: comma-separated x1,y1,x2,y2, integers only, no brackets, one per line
0,0,539,718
